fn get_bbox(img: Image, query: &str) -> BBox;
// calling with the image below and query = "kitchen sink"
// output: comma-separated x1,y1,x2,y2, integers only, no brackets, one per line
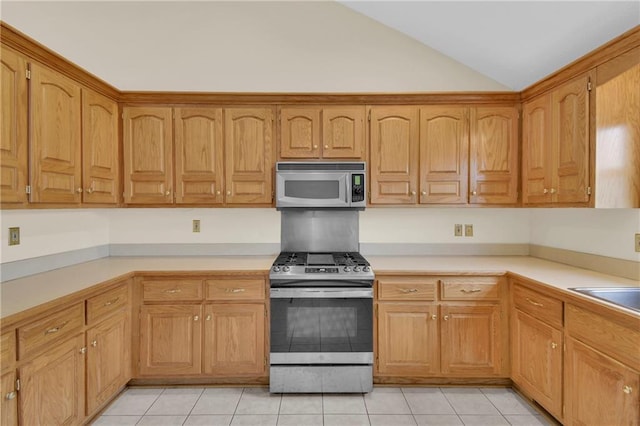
570,287,640,313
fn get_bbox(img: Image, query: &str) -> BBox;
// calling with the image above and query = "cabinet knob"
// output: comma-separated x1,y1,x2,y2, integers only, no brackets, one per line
5,391,16,400
80,347,87,354
194,315,199,321
91,340,97,347
227,191,231,196
86,188,94,194
76,188,83,193
443,315,449,321
411,191,416,196
421,191,426,195
324,145,329,149
551,342,558,349
550,188,557,194
313,145,318,149
165,190,171,196
216,191,221,195
623,385,633,394
431,314,437,320
206,315,212,321
471,190,477,196
543,188,549,194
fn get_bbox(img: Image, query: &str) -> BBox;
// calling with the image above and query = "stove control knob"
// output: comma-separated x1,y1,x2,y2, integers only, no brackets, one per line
344,266,351,272
363,266,371,272
353,266,361,272
273,266,281,272
283,266,291,272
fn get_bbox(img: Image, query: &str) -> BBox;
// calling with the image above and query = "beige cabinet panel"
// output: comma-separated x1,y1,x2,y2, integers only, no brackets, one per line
279,107,320,158
419,106,469,204
0,47,28,205
522,93,553,204
175,108,224,204
82,89,119,204
369,107,419,204
123,107,173,204
30,62,82,203
322,106,365,159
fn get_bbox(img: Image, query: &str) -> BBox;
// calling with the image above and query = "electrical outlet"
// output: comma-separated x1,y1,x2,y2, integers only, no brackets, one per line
192,220,201,233
635,233,640,253
464,224,474,237
9,227,20,245
454,224,463,237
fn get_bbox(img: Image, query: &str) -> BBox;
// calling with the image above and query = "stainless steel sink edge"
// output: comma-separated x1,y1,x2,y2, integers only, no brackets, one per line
568,287,640,313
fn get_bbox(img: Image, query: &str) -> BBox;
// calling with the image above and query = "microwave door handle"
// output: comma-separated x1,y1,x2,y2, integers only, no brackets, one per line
345,174,351,206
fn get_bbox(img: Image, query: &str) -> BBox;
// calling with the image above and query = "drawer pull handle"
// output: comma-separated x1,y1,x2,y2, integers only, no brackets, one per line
623,386,633,394
400,288,418,293
526,298,544,307
460,288,482,293
551,342,558,349
91,340,98,347
225,288,246,293
103,297,120,306
45,321,68,335
165,289,182,294
431,314,437,320
444,315,450,321
5,391,16,400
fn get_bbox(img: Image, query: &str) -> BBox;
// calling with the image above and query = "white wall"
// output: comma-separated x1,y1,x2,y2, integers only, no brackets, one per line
530,209,640,262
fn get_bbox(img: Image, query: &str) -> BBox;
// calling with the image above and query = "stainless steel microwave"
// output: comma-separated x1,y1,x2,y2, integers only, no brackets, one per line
275,162,366,209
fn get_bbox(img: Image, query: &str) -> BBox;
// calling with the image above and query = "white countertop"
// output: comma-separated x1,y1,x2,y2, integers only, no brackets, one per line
1,255,638,320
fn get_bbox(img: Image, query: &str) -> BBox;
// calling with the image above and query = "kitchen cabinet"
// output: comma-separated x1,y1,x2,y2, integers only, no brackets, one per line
81,88,119,204
279,106,365,159
511,282,564,421
0,46,29,206
1,331,17,426
522,72,593,205
30,62,83,204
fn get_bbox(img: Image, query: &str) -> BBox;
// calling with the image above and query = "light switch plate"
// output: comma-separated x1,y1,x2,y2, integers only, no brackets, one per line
193,220,201,233
464,224,474,237
454,224,463,237
9,227,20,245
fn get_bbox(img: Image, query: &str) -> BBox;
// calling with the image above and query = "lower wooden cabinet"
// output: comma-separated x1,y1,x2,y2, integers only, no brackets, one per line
1,370,18,426
18,334,85,426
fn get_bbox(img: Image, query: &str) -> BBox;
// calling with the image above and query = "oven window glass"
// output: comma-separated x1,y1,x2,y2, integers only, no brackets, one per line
271,298,372,353
284,180,340,199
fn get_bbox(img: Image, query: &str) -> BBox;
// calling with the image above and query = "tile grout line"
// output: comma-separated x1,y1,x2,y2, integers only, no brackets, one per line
399,387,419,426
134,387,166,425
180,387,205,425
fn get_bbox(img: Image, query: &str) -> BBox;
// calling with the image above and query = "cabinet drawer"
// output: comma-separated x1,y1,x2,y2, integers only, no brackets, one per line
441,277,501,301
205,279,265,301
1,331,16,372
142,279,203,302
87,283,129,325
513,283,563,329
18,303,84,360
377,277,437,301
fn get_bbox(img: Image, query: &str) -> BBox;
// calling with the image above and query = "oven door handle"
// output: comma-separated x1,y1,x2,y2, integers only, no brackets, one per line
270,287,373,299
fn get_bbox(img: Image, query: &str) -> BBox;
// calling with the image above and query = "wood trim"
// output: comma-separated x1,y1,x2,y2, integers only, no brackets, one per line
522,25,640,101
0,22,119,100
596,46,640,85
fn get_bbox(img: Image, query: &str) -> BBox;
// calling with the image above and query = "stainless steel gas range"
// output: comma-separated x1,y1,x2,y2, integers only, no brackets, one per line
269,162,374,393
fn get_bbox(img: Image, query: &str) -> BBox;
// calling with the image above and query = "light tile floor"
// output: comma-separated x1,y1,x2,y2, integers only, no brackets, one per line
93,386,553,426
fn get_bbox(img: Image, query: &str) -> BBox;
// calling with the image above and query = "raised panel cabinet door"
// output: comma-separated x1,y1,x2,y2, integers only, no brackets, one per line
376,303,438,376
322,106,365,159
0,46,28,205
1,370,17,426
552,72,592,204
522,93,553,204
279,107,320,158
175,108,224,204
139,305,202,376
123,107,173,204
565,337,639,426
440,304,502,376
469,106,519,204
19,333,85,426
30,62,82,203
419,106,469,204
203,303,266,376
511,309,563,420
369,106,419,204
86,313,130,416
224,108,274,204
82,89,119,204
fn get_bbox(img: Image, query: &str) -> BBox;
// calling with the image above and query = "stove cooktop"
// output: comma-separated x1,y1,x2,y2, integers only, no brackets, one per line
270,251,373,280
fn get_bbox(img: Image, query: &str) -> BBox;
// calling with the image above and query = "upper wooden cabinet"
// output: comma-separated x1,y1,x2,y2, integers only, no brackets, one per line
523,72,593,205
469,107,519,204
279,106,365,159
82,89,119,204
0,46,29,206
30,62,83,203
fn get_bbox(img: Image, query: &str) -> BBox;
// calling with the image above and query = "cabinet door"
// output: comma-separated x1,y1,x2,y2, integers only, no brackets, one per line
369,107,419,204
19,334,85,426
419,106,469,204
279,107,320,158
0,47,28,205
469,107,518,204
440,304,503,376
512,309,562,420
139,305,201,376
1,370,17,426
82,89,119,204
522,93,553,204
377,303,438,376
203,304,265,376
225,108,274,204
322,106,365,159
123,107,173,204
552,72,592,204
175,108,224,204
30,62,82,203
86,313,130,415
565,337,639,426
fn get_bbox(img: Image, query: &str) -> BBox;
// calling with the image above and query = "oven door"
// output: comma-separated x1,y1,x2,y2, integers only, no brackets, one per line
270,287,373,365
276,172,350,208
